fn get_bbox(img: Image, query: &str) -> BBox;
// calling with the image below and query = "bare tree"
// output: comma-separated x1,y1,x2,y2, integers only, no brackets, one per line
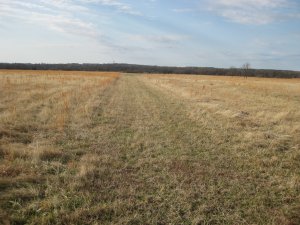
241,63,251,79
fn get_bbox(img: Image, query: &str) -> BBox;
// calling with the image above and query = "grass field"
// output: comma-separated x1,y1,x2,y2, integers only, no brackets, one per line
0,70,299,224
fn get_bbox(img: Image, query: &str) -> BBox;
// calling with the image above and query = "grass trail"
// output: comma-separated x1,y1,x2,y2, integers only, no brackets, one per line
72,74,299,224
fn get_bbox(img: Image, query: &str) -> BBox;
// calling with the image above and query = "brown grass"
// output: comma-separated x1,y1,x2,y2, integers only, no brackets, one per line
0,70,120,223
0,71,299,224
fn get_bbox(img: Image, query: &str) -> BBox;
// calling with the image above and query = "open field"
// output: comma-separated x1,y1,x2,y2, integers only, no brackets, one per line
0,70,299,224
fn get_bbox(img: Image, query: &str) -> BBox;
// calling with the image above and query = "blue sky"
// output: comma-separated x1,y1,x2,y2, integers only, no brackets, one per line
0,0,300,70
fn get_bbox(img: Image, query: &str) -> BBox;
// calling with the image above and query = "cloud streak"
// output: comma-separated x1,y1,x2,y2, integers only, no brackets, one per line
0,0,140,40
0,1,99,38
79,0,140,15
206,0,299,24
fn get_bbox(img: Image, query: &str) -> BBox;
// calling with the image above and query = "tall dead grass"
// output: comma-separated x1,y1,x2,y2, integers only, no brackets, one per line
0,70,119,222
142,74,300,224
144,74,300,145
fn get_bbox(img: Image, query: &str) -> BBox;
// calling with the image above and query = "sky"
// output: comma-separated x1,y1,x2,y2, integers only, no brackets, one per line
0,0,300,70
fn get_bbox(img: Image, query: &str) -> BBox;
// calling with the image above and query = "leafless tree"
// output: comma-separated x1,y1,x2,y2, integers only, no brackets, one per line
241,63,251,79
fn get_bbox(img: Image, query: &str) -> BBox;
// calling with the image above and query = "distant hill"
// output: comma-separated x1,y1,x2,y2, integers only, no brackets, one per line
0,63,299,78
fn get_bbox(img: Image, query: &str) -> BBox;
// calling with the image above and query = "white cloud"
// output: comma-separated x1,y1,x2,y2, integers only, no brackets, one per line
0,0,99,38
127,34,188,44
0,0,140,40
79,0,140,15
206,0,296,24
40,0,88,12
214,0,285,9
172,8,195,13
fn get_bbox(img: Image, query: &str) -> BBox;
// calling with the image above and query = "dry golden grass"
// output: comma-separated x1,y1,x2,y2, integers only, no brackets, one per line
143,74,300,137
0,70,120,224
0,71,299,224
142,74,300,224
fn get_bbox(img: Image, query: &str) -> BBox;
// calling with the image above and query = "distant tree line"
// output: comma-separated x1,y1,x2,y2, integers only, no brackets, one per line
0,63,299,78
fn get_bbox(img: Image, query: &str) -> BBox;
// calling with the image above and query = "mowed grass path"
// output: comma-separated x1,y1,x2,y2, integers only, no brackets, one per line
1,73,299,224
